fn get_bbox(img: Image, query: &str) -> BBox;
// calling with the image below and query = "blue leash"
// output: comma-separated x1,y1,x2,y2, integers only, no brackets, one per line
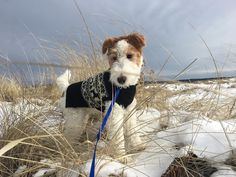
89,87,121,177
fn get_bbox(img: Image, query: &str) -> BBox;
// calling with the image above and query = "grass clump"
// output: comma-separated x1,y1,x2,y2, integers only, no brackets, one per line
0,76,22,102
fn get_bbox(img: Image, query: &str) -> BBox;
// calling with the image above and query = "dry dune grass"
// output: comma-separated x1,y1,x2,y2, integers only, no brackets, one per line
0,76,22,102
166,81,236,120
56,45,108,82
136,83,172,111
0,48,111,176
0,46,235,176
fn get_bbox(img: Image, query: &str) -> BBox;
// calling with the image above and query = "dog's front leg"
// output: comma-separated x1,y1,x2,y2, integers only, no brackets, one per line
106,102,126,156
63,108,89,148
123,98,145,153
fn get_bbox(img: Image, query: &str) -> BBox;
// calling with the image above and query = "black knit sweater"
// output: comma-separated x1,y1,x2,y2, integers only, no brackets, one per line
65,71,136,112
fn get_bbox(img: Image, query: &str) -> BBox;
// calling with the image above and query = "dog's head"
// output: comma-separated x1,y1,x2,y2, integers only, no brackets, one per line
102,32,145,88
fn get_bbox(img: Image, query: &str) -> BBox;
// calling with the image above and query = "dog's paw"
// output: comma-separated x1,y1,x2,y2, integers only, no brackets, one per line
125,136,146,154
117,156,133,164
127,144,146,154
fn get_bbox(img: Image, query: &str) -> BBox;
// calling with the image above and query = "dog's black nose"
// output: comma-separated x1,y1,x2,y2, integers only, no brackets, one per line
117,76,127,84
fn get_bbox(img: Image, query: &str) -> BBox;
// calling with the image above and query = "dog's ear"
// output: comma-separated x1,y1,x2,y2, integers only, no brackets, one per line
127,32,146,51
102,37,116,54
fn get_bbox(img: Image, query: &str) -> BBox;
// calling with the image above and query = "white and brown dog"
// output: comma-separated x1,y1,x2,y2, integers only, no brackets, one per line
57,32,145,155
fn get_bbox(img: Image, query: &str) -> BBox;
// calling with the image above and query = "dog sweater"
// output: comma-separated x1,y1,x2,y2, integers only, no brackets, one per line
65,71,136,112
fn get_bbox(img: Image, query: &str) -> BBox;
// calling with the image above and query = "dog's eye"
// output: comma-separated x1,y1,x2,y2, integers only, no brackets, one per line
127,54,133,59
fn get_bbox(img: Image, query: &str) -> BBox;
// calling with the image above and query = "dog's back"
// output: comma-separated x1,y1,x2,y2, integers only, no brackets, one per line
56,70,71,92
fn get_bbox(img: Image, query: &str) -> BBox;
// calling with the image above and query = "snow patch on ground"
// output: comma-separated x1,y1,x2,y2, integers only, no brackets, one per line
157,118,236,161
211,166,236,177
136,108,161,133
0,99,62,136
83,156,140,177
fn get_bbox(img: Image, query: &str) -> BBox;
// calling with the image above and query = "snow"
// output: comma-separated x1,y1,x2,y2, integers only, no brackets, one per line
168,86,236,106
32,168,56,177
0,98,62,136
157,118,236,161
83,157,139,177
164,81,236,121
13,165,27,177
26,159,60,177
136,108,161,133
164,81,236,94
211,166,236,177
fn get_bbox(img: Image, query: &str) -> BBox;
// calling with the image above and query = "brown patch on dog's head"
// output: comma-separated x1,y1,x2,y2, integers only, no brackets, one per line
102,37,116,54
102,32,146,55
127,33,146,53
126,45,143,66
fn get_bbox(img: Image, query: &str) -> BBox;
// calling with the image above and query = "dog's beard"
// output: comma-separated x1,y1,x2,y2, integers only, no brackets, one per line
109,57,141,88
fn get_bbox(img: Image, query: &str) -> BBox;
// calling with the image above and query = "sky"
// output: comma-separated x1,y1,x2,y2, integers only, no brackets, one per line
0,0,236,80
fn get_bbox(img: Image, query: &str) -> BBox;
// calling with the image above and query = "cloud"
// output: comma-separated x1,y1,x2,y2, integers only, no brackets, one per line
0,0,235,79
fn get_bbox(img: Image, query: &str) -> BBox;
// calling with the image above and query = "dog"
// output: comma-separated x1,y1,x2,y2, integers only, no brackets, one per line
56,32,146,156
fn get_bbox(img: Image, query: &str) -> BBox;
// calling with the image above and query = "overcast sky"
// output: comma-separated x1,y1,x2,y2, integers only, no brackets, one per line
0,0,236,79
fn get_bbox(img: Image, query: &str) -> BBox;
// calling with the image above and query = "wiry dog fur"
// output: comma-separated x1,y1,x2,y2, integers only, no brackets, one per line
57,32,146,156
